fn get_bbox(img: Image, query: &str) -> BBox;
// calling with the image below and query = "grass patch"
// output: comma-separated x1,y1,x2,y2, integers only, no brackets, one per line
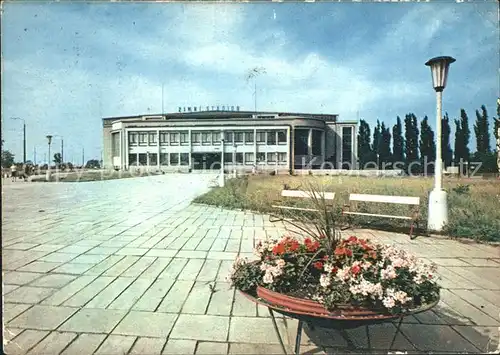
193,175,500,242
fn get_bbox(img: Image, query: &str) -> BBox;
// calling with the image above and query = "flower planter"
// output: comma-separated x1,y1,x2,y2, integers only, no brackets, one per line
257,286,390,318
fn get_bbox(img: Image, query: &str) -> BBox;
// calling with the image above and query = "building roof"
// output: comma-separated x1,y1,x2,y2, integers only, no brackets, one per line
102,110,339,122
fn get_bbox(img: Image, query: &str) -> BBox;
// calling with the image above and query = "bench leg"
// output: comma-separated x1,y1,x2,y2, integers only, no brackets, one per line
268,308,288,355
409,220,419,240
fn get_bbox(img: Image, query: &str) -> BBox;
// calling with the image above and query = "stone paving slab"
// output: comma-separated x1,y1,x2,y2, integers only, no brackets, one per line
2,174,500,354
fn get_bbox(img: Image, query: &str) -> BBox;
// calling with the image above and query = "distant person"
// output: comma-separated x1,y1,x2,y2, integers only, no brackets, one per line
10,164,17,182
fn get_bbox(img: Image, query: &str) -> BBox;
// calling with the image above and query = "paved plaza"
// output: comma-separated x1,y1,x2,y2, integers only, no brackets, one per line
2,174,500,354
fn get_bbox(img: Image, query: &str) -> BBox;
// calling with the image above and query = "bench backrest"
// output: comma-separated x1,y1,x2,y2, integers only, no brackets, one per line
282,190,335,200
349,193,420,205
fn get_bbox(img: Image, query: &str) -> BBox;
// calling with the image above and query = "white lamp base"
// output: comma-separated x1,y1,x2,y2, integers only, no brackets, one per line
46,169,51,182
427,189,448,232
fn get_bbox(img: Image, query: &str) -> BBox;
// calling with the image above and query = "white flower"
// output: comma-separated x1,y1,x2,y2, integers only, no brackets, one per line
276,259,286,268
361,261,372,271
349,278,383,299
323,263,335,273
381,265,397,280
335,266,351,282
263,272,274,284
260,263,271,271
320,274,331,288
393,290,412,304
382,296,396,309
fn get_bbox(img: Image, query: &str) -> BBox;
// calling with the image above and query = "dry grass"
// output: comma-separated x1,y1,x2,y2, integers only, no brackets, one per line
194,175,500,242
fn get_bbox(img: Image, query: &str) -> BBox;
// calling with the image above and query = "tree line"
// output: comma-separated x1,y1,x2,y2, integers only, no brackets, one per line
357,103,499,174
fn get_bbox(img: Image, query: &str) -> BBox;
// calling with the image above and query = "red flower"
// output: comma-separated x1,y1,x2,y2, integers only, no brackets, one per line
272,243,286,255
322,255,329,261
331,267,338,274
345,248,353,257
313,261,323,270
307,241,320,252
351,265,361,275
335,247,352,257
347,236,358,243
288,240,300,252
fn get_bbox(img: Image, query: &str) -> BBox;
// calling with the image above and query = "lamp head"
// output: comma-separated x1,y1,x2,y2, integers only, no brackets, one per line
425,56,456,92
46,135,52,144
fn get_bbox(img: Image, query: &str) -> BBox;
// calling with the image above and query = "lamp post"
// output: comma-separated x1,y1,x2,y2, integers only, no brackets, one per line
425,56,456,232
11,117,26,164
219,137,225,187
46,135,53,181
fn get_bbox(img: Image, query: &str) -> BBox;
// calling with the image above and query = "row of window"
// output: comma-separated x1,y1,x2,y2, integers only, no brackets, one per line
127,152,287,165
128,130,287,146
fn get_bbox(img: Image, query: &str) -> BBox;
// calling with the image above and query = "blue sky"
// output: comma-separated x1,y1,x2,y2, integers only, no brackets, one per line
1,1,498,164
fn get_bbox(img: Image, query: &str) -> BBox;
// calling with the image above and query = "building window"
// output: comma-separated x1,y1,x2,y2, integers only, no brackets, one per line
244,132,254,144
129,132,138,145
138,153,147,165
112,132,120,157
278,152,287,163
149,153,158,165
192,132,201,144
235,152,243,164
202,132,211,145
294,129,308,156
148,132,157,145
234,132,243,143
212,132,221,145
224,153,233,163
256,131,266,144
312,130,322,156
139,133,147,145
160,153,168,165
267,152,277,162
342,126,353,169
278,131,287,144
180,153,189,165
170,153,179,166
257,152,266,163
224,131,233,143
180,132,188,145
245,152,254,164
128,153,137,165
160,132,168,145
267,131,276,145
170,132,179,145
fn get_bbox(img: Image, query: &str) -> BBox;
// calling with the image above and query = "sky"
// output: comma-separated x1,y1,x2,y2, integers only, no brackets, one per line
1,1,498,164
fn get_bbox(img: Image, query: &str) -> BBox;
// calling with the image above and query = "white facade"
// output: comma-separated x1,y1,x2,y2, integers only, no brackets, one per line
103,111,358,172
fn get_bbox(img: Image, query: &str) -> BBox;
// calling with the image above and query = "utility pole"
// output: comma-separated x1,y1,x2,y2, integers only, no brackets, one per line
34,146,36,165
82,147,85,167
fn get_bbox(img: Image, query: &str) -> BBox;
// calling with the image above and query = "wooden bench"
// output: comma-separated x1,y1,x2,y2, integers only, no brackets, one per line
270,189,336,223
342,194,421,239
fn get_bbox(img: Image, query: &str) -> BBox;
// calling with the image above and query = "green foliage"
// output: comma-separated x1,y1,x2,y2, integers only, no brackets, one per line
404,113,419,174
85,159,101,169
474,105,491,154
372,120,381,168
392,116,405,164
455,109,471,173
441,113,453,168
451,184,470,195
53,153,62,165
229,262,262,293
379,122,392,167
420,116,436,174
357,119,373,169
1,149,15,168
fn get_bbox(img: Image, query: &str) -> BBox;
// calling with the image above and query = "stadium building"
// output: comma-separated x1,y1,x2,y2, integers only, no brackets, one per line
102,107,358,172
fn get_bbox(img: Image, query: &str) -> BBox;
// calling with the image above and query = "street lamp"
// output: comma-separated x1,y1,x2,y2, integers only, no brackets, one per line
425,55,456,232
219,137,225,187
11,117,26,164
46,135,53,181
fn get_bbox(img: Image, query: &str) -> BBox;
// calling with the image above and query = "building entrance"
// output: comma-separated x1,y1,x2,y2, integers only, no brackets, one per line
191,153,222,170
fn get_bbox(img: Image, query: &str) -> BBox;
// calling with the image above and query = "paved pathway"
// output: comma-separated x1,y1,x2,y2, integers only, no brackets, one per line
2,175,499,354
